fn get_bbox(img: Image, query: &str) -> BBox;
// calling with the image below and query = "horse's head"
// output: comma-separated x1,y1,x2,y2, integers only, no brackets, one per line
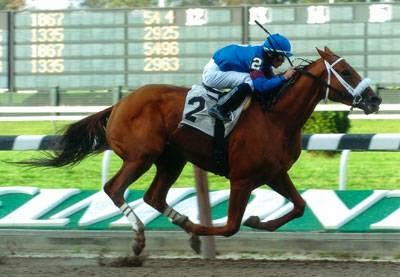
316,47,381,114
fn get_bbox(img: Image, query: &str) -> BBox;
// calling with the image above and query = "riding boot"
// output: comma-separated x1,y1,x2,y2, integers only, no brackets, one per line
208,83,252,122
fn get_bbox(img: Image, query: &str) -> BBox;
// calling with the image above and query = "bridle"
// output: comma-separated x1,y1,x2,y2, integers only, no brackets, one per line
323,57,371,106
296,57,371,107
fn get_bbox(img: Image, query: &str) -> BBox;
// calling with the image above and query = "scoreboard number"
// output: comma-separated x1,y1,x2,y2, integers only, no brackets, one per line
142,10,180,72
31,44,64,58
143,41,179,56
31,13,64,27
143,10,174,25
143,26,179,40
30,13,65,74
143,57,179,72
31,28,64,42
31,59,64,73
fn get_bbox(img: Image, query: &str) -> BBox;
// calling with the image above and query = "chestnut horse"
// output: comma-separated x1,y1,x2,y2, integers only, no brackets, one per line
27,48,381,256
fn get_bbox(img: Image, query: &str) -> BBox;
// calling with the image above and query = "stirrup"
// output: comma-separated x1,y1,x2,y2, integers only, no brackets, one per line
208,106,231,122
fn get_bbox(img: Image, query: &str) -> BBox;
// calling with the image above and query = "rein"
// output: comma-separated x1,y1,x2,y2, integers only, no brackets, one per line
255,56,372,112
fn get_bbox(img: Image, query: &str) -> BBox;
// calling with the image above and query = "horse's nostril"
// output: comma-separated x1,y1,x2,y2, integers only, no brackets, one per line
371,96,382,105
367,96,382,113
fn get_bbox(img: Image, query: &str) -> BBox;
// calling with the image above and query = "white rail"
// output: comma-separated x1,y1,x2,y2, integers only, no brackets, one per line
2,134,399,190
0,104,400,121
0,106,110,113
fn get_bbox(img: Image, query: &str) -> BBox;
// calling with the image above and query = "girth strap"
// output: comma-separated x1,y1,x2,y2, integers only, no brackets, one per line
213,118,229,177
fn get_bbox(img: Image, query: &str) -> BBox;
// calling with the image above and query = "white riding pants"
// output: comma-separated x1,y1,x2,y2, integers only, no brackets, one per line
202,59,254,90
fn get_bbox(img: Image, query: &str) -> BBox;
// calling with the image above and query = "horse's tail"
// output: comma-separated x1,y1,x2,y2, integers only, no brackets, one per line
24,107,113,168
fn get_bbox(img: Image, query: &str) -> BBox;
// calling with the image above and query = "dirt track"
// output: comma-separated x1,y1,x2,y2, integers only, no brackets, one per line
1,256,399,277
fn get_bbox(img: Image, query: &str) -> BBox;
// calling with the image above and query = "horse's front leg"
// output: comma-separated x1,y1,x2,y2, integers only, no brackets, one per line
179,185,252,238
243,172,306,231
148,176,251,253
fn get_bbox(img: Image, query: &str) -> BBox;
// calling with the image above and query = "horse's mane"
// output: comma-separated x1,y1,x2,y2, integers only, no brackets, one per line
254,58,316,112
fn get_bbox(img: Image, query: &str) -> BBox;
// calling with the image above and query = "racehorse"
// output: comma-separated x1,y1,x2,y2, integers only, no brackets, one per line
26,47,381,256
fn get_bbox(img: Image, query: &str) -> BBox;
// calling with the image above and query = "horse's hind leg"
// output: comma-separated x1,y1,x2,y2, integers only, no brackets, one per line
142,149,205,253
143,148,185,213
103,159,153,255
243,172,306,231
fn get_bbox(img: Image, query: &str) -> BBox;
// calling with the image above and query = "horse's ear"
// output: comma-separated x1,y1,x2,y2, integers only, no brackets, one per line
324,47,336,56
316,47,329,60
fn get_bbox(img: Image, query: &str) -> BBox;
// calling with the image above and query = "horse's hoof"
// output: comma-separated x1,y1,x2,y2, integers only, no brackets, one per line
132,231,146,256
189,234,201,254
262,220,279,232
243,216,261,228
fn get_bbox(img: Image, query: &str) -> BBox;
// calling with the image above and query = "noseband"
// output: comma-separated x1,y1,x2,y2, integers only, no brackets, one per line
323,58,371,106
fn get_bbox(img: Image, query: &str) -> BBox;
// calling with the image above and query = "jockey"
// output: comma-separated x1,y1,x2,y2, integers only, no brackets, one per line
202,33,296,122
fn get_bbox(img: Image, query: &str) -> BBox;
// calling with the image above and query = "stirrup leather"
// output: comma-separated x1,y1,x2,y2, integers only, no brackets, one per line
208,105,231,122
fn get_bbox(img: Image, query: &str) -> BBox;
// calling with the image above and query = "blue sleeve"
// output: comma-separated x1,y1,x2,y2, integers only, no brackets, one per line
252,75,286,94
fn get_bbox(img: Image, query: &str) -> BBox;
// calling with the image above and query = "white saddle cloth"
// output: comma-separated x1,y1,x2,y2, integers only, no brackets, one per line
180,84,249,137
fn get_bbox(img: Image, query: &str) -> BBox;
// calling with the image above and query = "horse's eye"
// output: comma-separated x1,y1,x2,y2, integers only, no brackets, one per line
341,70,351,78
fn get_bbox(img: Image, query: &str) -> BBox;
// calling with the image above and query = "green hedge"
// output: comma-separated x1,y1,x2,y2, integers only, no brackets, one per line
303,111,350,134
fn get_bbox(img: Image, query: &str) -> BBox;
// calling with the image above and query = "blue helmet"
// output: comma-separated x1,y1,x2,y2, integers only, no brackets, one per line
263,33,293,57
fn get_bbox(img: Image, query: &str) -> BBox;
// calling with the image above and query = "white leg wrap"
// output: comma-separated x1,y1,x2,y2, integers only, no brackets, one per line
120,203,143,232
163,206,187,225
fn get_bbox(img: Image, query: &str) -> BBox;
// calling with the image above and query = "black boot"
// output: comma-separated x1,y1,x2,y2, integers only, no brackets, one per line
208,83,252,122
